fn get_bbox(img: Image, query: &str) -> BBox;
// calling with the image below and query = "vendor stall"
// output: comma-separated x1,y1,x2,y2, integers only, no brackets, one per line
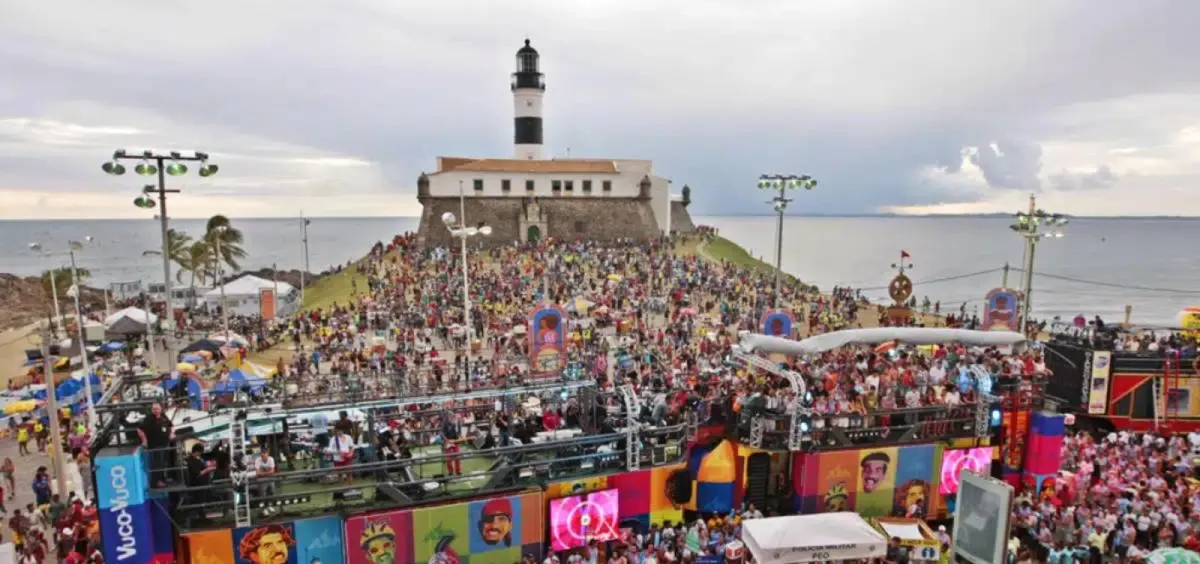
741,512,887,564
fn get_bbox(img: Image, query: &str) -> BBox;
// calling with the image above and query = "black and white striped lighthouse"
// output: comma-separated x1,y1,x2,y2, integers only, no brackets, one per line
512,39,545,160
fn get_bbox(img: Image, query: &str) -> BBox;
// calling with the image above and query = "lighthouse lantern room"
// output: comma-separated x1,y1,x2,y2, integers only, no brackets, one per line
512,39,545,160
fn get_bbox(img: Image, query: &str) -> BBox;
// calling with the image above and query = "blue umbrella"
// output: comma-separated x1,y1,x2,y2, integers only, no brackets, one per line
181,354,205,363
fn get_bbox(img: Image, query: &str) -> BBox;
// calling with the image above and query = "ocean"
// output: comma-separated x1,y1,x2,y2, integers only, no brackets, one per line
0,216,1195,326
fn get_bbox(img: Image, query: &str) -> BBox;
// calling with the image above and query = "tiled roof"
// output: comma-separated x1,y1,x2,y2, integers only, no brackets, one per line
435,157,618,174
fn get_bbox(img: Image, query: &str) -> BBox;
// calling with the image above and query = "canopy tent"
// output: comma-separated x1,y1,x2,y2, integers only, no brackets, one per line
212,369,267,395
203,275,297,318
104,307,157,335
31,372,102,406
180,339,225,358
741,512,887,564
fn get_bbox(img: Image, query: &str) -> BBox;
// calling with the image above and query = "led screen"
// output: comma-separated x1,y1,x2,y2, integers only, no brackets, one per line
548,489,620,552
939,447,992,495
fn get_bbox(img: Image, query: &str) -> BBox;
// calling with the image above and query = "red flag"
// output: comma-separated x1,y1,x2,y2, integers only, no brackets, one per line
901,250,911,259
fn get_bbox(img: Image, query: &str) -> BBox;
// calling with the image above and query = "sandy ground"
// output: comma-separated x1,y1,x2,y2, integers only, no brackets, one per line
0,323,43,390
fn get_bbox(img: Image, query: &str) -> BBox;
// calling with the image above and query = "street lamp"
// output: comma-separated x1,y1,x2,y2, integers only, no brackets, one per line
27,244,64,336
142,250,164,371
210,225,231,336
299,214,311,308
756,174,817,306
30,237,99,435
105,148,219,364
444,180,492,385
1010,194,1067,333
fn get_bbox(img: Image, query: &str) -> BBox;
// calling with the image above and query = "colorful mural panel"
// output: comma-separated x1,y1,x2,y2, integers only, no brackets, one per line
412,501,471,563
815,450,859,512
759,310,794,337
345,510,414,564
894,445,935,518
856,447,898,517
295,516,347,564
343,492,544,564
184,529,235,564
233,523,300,564
794,445,948,518
530,306,567,373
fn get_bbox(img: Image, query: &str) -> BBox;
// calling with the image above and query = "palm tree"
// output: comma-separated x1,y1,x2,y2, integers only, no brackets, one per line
204,215,247,276
164,228,193,282
41,267,91,298
179,240,213,293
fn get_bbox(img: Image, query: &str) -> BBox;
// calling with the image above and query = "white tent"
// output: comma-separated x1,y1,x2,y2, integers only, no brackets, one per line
104,306,158,328
203,275,297,318
741,512,888,564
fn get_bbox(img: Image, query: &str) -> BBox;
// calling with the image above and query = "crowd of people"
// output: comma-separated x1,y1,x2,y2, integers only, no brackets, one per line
1008,429,1200,563
82,226,1200,564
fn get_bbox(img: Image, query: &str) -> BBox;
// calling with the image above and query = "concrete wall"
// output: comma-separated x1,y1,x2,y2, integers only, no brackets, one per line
671,201,697,234
417,196,662,249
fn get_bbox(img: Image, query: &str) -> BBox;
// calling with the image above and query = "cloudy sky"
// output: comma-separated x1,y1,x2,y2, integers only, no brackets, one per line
2,0,1198,219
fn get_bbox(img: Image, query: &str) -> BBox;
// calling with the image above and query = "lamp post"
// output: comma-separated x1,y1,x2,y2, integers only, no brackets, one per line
443,180,492,385
28,245,64,336
142,250,164,372
106,149,219,366
210,225,231,336
300,214,311,308
1010,194,1067,333
756,174,817,307
30,238,99,435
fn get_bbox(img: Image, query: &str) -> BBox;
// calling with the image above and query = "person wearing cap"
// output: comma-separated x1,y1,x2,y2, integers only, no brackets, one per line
860,452,891,493
478,498,513,546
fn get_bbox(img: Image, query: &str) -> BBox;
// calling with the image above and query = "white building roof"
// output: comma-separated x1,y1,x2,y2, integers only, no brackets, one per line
204,275,296,298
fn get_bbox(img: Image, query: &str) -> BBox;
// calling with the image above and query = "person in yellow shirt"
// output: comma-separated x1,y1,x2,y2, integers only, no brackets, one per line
16,426,29,456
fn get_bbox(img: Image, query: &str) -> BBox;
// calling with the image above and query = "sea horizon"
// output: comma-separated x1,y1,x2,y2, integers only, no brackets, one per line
1,215,1194,326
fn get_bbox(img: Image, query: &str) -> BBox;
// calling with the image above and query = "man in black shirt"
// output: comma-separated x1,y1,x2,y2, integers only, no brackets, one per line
137,402,174,487
185,444,216,505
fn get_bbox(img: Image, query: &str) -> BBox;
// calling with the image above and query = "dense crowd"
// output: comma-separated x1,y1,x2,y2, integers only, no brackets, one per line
1005,429,1200,563
109,228,1094,564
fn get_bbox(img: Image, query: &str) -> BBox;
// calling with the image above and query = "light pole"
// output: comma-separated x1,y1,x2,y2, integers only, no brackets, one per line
28,245,64,336
756,174,817,306
105,149,219,366
300,214,311,308
30,238,99,435
443,180,492,384
142,250,163,372
37,325,68,498
1010,194,1067,333
210,225,231,336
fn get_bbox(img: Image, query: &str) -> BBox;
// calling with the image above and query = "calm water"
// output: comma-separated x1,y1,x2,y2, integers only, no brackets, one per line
0,216,1195,325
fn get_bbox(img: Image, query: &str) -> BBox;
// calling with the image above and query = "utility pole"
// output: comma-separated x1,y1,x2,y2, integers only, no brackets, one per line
39,325,69,498
1009,194,1067,333
1002,262,1010,287
300,214,311,308
756,174,817,308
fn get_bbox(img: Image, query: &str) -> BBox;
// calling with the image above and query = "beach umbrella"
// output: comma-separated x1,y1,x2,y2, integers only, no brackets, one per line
181,354,205,364
176,362,197,373
1148,548,1200,564
3,400,39,415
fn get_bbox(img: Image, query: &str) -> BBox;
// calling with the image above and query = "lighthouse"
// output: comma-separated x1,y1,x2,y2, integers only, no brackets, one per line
512,39,545,160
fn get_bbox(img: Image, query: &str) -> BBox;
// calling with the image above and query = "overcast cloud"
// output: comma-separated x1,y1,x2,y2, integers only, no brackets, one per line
1,0,1198,219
